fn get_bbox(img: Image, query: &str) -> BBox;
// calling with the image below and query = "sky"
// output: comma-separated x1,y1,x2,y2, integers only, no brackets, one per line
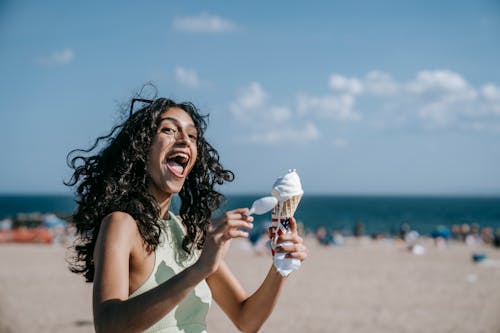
1,0,500,195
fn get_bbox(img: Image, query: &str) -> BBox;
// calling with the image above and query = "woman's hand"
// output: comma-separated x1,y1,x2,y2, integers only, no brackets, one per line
275,216,307,261
196,208,254,276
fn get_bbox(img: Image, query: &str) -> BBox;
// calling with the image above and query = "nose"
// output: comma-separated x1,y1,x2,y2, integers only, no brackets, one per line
175,130,190,144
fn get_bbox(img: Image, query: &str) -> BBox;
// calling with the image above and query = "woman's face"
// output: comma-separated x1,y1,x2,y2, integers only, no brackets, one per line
147,107,198,199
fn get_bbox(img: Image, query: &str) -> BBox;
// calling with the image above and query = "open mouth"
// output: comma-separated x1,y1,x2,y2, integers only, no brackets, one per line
166,152,190,178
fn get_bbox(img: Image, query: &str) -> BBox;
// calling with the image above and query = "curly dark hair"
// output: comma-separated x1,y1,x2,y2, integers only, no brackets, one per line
65,97,234,282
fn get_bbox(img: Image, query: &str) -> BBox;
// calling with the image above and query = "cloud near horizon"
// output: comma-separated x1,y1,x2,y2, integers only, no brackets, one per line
37,48,74,66
229,82,293,124
228,70,500,145
172,13,237,33
300,69,500,131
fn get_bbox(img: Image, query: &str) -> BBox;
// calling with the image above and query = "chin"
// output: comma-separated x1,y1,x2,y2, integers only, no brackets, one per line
166,178,189,194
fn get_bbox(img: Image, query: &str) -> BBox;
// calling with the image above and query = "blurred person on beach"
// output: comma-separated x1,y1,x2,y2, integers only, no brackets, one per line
315,225,332,246
353,221,365,238
431,225,451,249
65,95,307,333
480,227,494,245
332,230,344,246
494,228,500,248
399,222,410,241
460,223,471,242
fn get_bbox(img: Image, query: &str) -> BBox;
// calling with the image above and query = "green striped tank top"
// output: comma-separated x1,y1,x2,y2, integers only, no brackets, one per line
129,213,212,333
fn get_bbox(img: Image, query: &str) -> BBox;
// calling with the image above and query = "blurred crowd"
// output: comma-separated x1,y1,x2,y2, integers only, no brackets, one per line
0,213,75,245
312,221,500,249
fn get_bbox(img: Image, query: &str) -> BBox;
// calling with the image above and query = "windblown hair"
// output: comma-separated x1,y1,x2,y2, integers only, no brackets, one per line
66,98,234,282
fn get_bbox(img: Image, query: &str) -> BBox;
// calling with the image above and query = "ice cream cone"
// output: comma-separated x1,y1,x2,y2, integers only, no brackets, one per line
269,194,302,256
269,169,304,262
272,194,303,218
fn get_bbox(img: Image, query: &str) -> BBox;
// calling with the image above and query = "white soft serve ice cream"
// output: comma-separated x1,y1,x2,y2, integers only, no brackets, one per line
271,169,304,202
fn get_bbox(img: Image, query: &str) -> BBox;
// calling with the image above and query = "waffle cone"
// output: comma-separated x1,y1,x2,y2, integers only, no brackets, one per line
272,194,302,218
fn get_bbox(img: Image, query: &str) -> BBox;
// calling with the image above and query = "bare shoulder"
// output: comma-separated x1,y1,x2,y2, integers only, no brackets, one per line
99,211,140,246
102,211,137,225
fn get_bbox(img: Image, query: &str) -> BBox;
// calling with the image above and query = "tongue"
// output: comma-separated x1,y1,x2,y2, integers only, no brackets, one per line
167,160,184,175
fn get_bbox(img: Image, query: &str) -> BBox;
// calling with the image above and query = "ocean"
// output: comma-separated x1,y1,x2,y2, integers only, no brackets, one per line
1,194,499,236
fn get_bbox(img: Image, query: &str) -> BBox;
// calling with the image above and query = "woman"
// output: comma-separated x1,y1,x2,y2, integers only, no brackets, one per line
66,97,307,333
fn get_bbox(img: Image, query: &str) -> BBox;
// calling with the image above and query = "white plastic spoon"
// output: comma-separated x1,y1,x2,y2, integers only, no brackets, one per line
247,196,278,215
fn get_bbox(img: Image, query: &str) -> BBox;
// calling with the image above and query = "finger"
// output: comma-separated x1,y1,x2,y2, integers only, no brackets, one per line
285,251,307,261
276,243,306,253
277,234,303,244
212,212,252,231
225,229,249,239
230,207,251,217
212,219,253,235
214,209,252,223
225,210,254,223
220,229,249,242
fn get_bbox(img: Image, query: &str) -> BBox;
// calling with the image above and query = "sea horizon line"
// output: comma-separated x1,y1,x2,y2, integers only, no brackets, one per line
1,192,500,198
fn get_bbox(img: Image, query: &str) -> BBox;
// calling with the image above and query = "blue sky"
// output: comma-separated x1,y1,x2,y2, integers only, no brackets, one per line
1,0,500,195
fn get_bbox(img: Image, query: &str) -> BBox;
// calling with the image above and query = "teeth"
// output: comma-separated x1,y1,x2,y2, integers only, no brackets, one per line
168,152,189,162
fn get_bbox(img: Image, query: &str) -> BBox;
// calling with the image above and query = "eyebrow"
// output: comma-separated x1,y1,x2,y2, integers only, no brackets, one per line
159,117,197,130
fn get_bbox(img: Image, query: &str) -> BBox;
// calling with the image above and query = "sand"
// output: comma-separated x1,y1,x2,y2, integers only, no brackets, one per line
1,238,499,333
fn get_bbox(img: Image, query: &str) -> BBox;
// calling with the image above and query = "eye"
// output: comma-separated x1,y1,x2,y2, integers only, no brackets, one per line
161,126,176,135
188,131,198,142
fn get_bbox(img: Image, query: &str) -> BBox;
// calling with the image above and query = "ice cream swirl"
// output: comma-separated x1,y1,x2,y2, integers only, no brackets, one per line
271,169,304,202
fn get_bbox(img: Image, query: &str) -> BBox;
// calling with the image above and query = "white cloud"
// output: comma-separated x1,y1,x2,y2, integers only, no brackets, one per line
402,71,481,128
385,71,472,128
173,13,237,33
229,82,315,144
248,122,319,145
268,106,291,123
297,93,361,121
481,83,500,100
301,69,500,131
175,66,201,88
230,82,292,123
37,48,74,66
363,71,400,96
418,100,455,127
407,70,469,94
329,74,363,95
230,82,267,116
229,71,500,147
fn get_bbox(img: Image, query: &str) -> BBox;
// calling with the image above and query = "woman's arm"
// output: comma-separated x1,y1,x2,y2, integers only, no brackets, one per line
92,209,254,333
207,216,307,333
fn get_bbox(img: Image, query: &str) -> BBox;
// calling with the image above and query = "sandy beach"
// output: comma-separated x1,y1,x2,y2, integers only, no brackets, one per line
1,238,499,333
